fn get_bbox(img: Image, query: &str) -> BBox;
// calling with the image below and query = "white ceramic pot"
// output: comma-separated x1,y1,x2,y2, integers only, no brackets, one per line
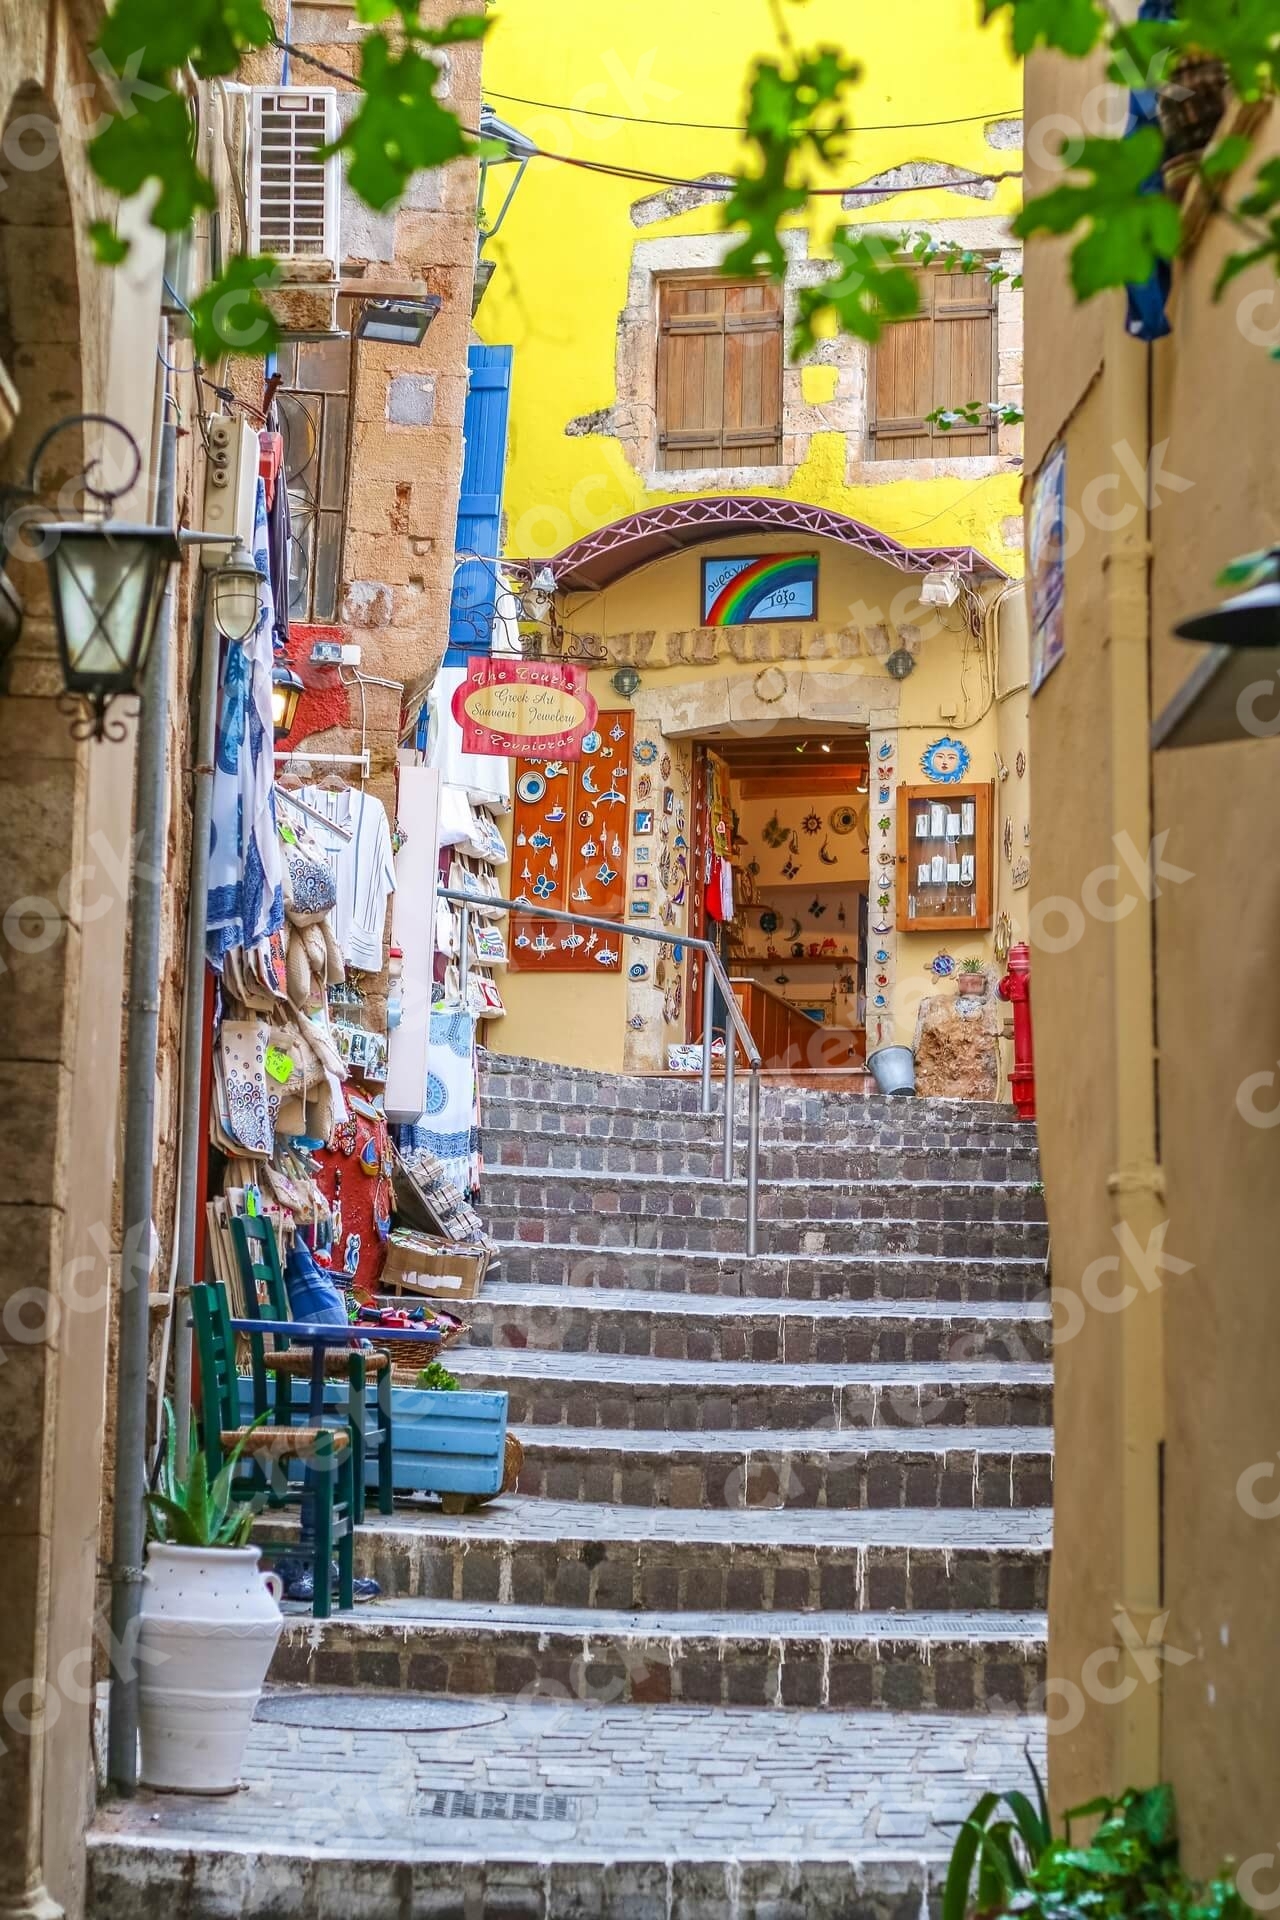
137,1543,283,1794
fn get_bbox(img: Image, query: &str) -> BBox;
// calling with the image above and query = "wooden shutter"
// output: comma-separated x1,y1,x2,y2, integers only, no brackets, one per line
658,278,782,469
869,267,997,460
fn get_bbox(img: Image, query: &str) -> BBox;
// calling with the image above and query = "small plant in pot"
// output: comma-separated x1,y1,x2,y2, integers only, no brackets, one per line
957,958,987,996
137,1406,282,1795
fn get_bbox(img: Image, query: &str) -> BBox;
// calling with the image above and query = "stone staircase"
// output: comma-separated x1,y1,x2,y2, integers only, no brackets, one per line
87,1055,1050,1920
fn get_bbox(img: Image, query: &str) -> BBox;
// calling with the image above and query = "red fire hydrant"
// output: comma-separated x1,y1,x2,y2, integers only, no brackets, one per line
998,942,1036,1122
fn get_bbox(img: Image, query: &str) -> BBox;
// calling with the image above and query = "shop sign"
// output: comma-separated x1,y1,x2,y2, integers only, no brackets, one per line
701,553,818,625
451,659,599,758
1029,443,1066,693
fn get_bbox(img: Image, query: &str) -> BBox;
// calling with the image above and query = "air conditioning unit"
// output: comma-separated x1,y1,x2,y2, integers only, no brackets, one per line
249,88,340,263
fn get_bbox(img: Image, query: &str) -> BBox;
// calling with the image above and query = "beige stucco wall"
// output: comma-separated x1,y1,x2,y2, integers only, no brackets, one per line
1026,36,1280,1862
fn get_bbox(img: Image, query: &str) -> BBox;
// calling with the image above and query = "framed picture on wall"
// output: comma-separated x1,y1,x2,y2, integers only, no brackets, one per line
701,554,818,625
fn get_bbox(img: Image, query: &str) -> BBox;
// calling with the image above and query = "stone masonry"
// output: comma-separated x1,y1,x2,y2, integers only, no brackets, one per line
88,1057,1050,1919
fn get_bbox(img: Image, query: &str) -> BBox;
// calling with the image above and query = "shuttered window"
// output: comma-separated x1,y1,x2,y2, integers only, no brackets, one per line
657,277,783,470
869,266,998,460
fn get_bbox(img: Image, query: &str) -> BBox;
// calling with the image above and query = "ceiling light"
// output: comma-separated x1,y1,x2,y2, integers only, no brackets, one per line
355,295,443,347
820,740,832,753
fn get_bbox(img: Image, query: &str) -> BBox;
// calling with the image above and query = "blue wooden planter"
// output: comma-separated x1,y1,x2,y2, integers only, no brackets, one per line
236,1377,507,1497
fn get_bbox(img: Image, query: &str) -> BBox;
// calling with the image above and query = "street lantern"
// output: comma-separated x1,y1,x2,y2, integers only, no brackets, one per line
1174,550,1280,649
271,664,304,737
23,411,179,740
355,296,442,347
211,538,265,642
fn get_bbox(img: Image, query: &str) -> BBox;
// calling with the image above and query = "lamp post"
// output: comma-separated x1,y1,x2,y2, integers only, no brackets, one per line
22,412,180,740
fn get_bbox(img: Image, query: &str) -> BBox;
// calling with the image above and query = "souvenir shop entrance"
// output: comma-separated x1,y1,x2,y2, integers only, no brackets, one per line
688,728,870,1077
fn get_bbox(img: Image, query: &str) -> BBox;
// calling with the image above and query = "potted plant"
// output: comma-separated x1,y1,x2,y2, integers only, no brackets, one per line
957,958,987,997
137,1407,283,1794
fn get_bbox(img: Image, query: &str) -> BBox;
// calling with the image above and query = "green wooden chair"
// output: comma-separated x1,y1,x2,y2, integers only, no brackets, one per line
190,1281,354,1618
229,1214,395,1524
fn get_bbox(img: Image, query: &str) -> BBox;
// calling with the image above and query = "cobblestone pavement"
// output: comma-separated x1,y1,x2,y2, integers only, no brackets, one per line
95,1692,1047,1860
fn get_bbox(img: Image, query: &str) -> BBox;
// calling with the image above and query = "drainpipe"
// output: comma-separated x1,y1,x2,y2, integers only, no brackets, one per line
107,407,177,1795
171,575,221,1477
1102,305,1165,1786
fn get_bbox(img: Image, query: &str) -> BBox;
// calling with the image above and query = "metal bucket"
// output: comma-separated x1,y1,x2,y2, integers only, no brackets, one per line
866,1045,916,1098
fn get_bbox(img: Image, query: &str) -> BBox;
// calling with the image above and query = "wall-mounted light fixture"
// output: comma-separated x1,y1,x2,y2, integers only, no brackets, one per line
611,666,641,700
24,413,179,740
1174,550,1280,649
210,538,266,642
271,664,305,737
355,295,442,347
885,646,916,680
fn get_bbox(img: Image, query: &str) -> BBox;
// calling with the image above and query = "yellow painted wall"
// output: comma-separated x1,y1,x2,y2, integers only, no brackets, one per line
477,0,1025,571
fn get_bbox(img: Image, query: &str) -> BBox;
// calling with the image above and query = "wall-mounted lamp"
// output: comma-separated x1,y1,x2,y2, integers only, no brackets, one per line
1174,550,1280,649
885,647,916,680
271,664,304,737
611,666,641,700
519,564,559,622
24,413,179,740
921,565,962,609
211,538,266,642
355,295,442,347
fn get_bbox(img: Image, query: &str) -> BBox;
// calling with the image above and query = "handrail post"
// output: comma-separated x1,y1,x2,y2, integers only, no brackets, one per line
459,898,471,1008
746,1066,761,1258
722,1017,736,1183
700,955,715,1117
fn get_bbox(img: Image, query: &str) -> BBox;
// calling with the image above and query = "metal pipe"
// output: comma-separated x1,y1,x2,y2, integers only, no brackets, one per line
108,413,177,1796
700,955,715,1117
459,898,471,1006
746,1067,761,1258
722,1020,736,1183
171,578,222,1477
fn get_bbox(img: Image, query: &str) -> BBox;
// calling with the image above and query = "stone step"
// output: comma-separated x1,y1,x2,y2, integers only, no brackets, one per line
271,1598,1047,1713
489,1204,1049,1263
484,1128,1044,1184
491,1240,1048,1302
465,1284,1051,1366
307,1500,1050,1614
481,1088,1035,1143
483,1166,1048,1227
446,1348,1053,1430
513,1424,1055,1512
87,1699,1047,1920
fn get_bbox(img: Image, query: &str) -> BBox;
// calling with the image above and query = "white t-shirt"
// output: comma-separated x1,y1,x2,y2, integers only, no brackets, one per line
299,786,397,972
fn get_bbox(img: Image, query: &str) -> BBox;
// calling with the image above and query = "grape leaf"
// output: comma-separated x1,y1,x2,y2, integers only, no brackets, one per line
88,86,217,232
794,234,920,353
191,255,282,361
1014,128,1181,300
89,221,131,265
981,0,1106,58
723,46,860,281
322,33,475,212
97,0,273,81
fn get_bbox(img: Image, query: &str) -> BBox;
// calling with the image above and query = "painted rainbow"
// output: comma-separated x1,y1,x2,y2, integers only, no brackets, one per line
702,554,818,626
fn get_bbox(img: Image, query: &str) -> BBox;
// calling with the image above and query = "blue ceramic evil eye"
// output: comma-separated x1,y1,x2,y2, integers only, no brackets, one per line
581,731,601,754
516,771,546,804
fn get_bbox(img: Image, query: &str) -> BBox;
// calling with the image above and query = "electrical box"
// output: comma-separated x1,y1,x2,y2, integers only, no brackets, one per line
200,415,260,569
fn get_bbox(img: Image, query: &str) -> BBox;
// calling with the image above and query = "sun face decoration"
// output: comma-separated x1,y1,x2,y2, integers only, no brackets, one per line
920,736,972,784
802,811,822,836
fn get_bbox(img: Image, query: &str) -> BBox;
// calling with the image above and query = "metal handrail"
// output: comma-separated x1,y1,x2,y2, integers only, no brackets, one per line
438,884,762,1257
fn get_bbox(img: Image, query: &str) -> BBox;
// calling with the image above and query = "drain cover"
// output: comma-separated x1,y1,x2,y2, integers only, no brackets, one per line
419,1790,578,1824
257,1693,506,1733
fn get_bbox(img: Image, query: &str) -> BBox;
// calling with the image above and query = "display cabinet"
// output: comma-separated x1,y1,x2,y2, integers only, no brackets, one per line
895,781,993,931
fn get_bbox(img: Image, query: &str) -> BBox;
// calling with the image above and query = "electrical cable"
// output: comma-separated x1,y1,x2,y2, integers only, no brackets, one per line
483,88,1022,135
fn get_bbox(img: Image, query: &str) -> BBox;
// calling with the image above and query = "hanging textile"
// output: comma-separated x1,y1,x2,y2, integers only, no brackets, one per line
396,1008,481,1195
207,477,285,968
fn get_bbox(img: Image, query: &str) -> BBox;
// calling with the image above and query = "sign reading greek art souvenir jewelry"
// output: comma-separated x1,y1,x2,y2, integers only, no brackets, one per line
701,554,819,625
451,658,599,759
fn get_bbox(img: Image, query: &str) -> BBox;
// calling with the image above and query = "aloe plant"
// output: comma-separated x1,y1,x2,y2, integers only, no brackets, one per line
145,1400,264,1550
943,1764,1249,1920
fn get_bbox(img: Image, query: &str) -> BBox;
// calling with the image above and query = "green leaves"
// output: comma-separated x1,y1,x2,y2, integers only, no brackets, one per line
146,1400,263,1550
981,0,1107,58
322,33,476,212
722,45,861,279
96,0,273,80
88,85,217,233
89,221,131,265
190,256,282,362
1014,128,1181,300
794,234,919,354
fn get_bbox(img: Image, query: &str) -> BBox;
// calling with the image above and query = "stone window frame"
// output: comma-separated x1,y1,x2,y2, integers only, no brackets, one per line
600,219,1021,494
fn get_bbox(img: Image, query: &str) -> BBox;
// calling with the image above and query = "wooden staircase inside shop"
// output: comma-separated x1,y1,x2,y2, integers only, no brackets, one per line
88,1055,1051,1920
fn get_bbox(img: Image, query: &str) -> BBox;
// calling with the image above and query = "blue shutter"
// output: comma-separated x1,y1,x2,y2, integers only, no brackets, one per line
446,344,514,665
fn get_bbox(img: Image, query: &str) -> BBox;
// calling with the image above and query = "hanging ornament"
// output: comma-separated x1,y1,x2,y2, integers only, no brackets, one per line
838,901,847,926
781,855,801,878
809,898,828,919
516,829,528,847
660,753,672,780
818,839,838,866
762,813,788,849
829,804,858,836
802,811,822,836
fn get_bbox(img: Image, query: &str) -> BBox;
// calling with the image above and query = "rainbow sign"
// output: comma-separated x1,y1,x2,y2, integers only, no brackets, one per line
701,553,819,626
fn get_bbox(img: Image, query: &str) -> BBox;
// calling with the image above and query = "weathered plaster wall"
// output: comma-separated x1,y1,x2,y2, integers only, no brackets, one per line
475,0,1025,577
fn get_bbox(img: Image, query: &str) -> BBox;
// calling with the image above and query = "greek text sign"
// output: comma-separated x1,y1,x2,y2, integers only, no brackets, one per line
451,660,599,758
